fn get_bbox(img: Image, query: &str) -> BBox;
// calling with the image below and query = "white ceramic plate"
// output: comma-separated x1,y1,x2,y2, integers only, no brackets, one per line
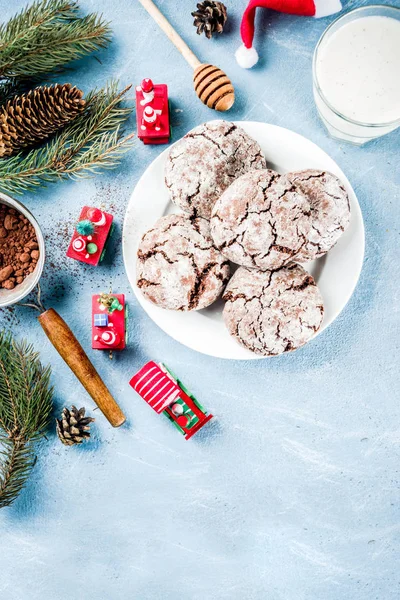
123,122,365,360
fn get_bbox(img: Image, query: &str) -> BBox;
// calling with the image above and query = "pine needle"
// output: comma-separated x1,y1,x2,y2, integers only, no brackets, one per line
0,81,134,195
0,331,53,508
0,0,111,79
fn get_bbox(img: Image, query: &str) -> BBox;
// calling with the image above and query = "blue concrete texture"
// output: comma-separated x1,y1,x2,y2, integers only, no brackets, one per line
0,0,399,598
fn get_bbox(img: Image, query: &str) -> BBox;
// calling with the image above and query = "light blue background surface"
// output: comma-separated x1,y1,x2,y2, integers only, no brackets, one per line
1,1,399,598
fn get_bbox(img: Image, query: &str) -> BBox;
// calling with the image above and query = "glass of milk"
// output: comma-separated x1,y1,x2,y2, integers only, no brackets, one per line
313,5,400,145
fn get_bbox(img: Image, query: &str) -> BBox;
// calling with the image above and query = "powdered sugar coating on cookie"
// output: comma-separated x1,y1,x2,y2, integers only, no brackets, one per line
223,265,324,356
287,170,351,262
164,120,266,219
211,171,312,270
137,214,230,311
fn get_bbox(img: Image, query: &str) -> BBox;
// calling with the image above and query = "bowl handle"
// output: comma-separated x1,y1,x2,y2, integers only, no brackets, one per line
38,308,126,427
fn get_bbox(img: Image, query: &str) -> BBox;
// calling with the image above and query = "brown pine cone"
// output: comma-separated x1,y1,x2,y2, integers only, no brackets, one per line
0,84,85,157
56,406,95,446
192,1,228,39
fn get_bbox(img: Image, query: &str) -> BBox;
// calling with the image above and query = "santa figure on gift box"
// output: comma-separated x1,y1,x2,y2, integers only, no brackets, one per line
141,105,161,132
139,78,155,105
236,0,343,68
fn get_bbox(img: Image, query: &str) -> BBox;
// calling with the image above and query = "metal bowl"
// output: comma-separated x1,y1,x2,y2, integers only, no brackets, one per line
0,192,45,308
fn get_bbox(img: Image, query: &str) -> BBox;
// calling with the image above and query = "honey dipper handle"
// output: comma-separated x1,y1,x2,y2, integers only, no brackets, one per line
138,0,201,70
38,308,126,428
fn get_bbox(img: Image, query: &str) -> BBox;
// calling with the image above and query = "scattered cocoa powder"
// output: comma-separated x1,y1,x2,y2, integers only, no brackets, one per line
0,203,40,291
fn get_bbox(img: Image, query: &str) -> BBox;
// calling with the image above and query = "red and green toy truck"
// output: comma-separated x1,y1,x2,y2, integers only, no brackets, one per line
129,361,212,440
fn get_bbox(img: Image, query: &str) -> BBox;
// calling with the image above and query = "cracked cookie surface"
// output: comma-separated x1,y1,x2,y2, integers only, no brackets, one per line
211,170,312,270
287,169,351,262
223,265,324,356
137,214,230,311
164,120,266,219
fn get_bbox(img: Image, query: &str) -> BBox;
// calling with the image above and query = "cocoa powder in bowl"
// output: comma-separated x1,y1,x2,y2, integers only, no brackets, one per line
0,203,40,291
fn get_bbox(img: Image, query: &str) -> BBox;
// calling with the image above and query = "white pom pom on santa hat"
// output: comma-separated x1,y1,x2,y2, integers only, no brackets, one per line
235,44,259,69
236,0,343,68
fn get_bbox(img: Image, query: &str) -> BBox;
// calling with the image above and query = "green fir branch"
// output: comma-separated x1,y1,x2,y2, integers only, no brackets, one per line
0,0,111,80
0,440,36,508
0,332,53,508
0,82,134,195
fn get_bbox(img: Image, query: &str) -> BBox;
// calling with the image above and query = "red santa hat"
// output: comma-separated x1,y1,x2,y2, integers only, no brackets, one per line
236,0,343,68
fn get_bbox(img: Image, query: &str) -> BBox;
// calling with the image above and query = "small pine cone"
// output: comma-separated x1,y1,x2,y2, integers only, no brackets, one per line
56,406,95,446
192,1,227,39
0,84,85,158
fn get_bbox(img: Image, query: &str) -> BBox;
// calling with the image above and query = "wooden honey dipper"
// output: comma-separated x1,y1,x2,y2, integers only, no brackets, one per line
138,0,235,112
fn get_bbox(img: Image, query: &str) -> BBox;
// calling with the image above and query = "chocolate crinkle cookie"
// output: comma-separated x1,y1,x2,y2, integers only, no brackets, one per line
164,120,266,219
223,264,324,356
286,169,351,262
137,214,230,311
211,170,312,270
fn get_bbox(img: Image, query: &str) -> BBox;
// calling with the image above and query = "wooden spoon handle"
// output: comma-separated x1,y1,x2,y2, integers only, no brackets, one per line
38,308,126,428
137,0,201,70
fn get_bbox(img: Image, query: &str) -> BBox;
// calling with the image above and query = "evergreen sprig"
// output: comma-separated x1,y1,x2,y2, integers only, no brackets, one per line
0,331,53,508
0,81,134,194
0,0,111,80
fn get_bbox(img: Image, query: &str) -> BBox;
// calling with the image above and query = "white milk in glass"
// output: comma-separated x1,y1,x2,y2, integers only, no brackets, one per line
314,9,400,144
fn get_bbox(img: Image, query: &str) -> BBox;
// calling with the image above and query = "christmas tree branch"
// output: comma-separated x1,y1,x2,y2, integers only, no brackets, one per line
0,332,53,508
0,0,111,80
0,440,35,507
0,82,134,195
